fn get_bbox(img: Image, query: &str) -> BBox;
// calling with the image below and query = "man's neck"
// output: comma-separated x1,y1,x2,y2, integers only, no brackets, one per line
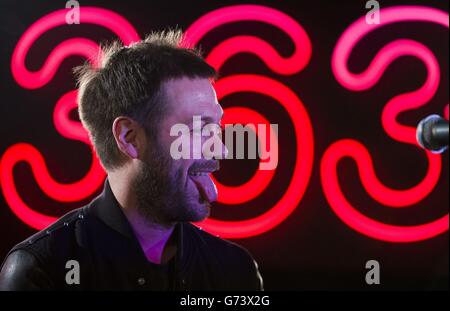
108,174,176,265
126,211,176,265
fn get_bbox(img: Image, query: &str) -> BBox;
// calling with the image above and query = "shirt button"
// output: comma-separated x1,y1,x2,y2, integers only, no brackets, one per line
137,277,146,286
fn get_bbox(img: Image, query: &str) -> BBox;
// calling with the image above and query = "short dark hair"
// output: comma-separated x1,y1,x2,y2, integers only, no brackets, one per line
75,30,216,171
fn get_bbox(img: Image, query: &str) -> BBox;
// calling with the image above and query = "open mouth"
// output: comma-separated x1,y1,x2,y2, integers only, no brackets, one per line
188,161,219,203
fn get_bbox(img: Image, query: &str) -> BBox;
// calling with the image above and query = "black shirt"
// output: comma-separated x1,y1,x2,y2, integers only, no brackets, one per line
0,180,263,291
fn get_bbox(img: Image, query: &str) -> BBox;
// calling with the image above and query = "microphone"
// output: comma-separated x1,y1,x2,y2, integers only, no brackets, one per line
416,114,449,154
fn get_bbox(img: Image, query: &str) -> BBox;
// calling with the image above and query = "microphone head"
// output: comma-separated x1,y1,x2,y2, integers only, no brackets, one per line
416,114,448,154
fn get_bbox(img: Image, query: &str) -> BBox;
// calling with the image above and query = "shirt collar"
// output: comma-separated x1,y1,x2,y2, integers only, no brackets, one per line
89,179,185,265
90,178,136,239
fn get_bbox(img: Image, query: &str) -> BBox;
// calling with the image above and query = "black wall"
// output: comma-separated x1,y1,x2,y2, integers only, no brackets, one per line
0,0,448,290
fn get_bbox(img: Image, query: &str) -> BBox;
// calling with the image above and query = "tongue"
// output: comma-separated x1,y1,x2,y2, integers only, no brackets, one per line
190,174,218,203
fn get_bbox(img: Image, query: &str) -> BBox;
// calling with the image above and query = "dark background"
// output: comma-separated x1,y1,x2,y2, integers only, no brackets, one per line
0,0,448,290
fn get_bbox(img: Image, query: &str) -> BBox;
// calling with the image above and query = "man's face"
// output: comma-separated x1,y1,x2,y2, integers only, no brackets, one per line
133,77,225,225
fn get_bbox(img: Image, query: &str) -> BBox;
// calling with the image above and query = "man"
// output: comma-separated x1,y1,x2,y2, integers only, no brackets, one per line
0,30,263,290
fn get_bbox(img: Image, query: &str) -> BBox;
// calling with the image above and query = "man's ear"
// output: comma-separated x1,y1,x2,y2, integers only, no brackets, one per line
112,117,143,160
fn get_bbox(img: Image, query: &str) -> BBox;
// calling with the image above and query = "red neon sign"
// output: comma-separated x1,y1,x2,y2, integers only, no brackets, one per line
1,5,447,242
186,5,314,238
323,6,449,242
1,5,314,239
1,7,140,229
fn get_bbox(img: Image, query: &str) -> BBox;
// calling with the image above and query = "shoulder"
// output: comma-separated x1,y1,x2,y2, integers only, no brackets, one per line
0,249,53,290
10,207,87,262
0,207,88,290
184,222,251,259
183,223,264,290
